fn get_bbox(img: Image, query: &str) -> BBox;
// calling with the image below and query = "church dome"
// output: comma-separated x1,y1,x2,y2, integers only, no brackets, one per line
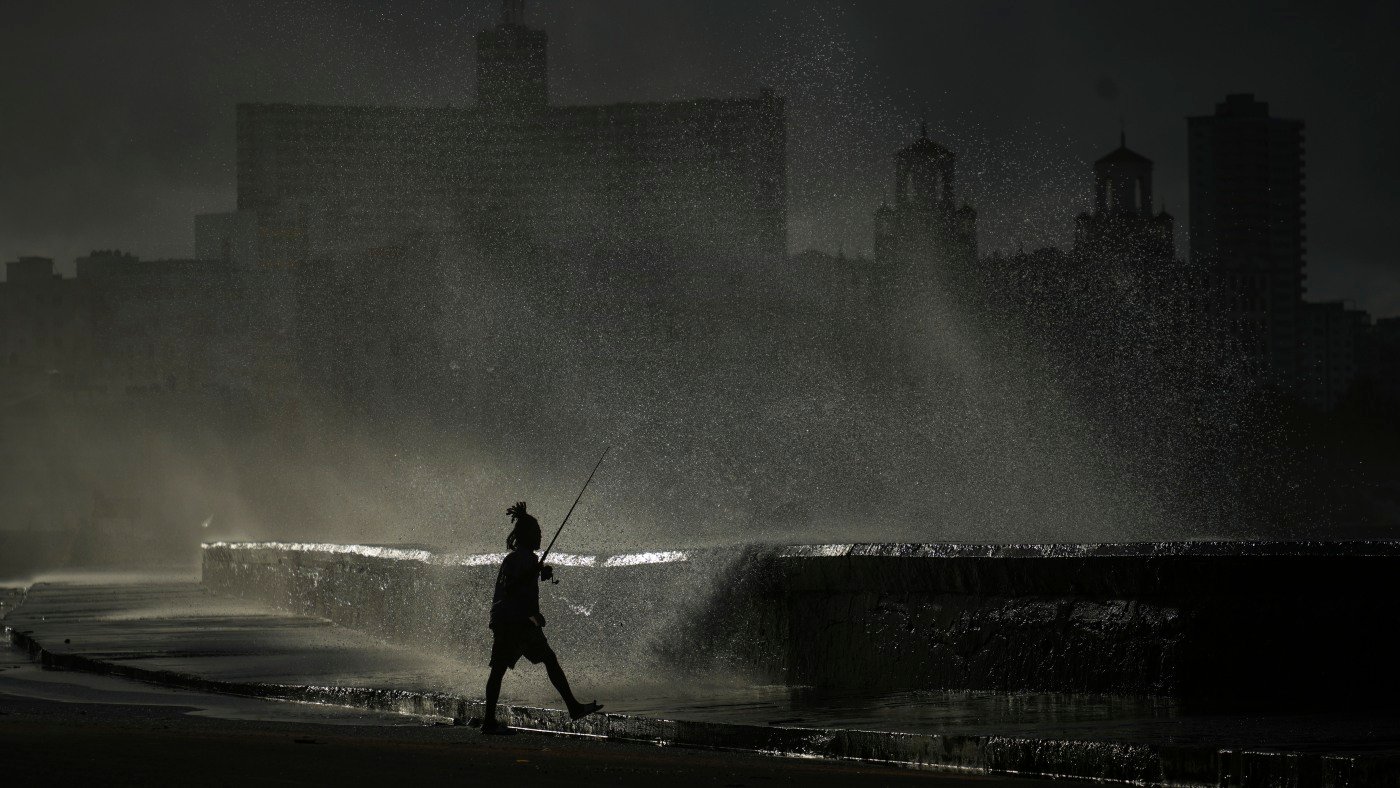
1096,132,1152,165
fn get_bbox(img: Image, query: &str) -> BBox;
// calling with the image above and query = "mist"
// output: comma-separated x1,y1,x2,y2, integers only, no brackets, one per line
3,1,1398,580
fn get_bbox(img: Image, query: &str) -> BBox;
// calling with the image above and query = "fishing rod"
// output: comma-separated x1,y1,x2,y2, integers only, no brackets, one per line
540,446,611,569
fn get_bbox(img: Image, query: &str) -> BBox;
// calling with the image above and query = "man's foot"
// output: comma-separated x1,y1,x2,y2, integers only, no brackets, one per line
569,701,604,721
481,720,516,736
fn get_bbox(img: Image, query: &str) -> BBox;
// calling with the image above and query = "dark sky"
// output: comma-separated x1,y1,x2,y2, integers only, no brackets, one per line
3,0,1397,315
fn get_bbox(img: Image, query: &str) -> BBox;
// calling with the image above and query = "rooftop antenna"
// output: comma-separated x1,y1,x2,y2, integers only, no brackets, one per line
1119,115,1126,148
501,0,524,25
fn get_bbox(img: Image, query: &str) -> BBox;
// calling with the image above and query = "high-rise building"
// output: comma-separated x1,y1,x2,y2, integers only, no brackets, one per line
213,1,787,270
871,124,978,289
1188,93,1306,389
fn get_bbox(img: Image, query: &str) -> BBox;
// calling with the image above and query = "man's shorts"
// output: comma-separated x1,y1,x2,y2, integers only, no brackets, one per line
489,621,553,670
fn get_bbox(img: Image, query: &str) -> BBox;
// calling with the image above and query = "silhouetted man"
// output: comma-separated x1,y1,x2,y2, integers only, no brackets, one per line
481,501,602,735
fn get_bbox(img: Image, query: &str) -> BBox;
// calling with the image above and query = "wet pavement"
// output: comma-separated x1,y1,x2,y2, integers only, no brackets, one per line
7,579,1400,785
0,692,1059,788
616,687,1400,753
0,643,424,726
2,581,481,703
0,579,755,713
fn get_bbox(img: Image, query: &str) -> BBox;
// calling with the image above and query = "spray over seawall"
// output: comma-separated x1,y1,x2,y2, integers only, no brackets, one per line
203,539,1400,704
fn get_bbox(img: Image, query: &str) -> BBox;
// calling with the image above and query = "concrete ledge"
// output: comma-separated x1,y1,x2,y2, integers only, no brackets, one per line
779,541,1400,559
0,587,24,621
202,540,1400,701
200,541,776,682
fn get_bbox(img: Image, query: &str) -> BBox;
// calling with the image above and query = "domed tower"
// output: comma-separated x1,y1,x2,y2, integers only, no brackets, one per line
895,124,955,211
872,124,978,285
1094,131,1154,217
1073,132,1174,273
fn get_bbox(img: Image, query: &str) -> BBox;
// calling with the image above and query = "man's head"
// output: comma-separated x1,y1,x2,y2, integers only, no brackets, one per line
506,501,542,551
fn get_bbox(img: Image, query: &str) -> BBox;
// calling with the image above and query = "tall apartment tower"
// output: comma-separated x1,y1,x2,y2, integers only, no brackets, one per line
1188,93,1306,388
476,0,548,112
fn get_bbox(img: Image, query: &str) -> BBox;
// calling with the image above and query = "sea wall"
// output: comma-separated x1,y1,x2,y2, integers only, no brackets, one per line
200,541,780,679
202,540,1400,702
772,543,1400,701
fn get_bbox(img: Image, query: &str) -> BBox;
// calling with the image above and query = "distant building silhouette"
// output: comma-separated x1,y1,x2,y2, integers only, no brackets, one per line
477,0,548,114
977,245,1075,328
0,251,230,394
1068,132,1205,352
5,256,60,285
982,134,1185,350
1298,300,1370,411
1370,318,1400,405
206,0,787,272
872,124,978,290
74,250,232,392
0,257,90,376
1073,132,1175,274
1189,94,1306,390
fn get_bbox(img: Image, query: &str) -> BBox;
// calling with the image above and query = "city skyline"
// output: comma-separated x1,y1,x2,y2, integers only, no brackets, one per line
2,1,1396,316
5,7,1400,774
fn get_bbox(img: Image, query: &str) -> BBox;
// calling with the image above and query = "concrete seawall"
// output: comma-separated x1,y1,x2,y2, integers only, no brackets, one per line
200,541,777,681
202,540,1400,702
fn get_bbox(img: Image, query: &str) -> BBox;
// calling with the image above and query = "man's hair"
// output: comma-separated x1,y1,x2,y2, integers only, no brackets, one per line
506,501,541,551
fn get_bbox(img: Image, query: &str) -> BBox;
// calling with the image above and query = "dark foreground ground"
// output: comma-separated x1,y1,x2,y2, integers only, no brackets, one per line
0,691,1055,787
11,579,1399,786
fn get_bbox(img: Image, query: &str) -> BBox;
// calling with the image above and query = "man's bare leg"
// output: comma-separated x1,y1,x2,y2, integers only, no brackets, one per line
542,650,602,720
482,664,511,734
